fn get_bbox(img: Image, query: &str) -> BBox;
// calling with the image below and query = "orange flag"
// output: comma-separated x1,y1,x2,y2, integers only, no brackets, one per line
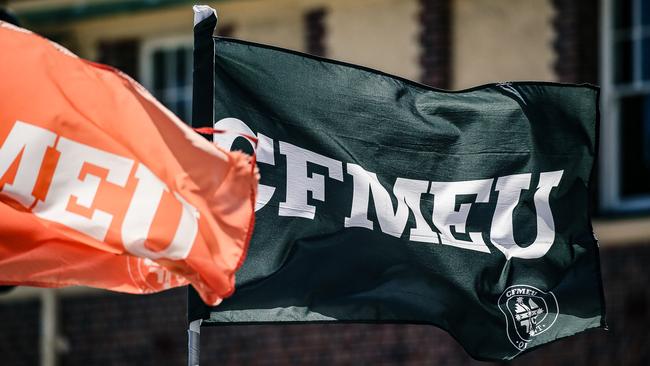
0,22,258,305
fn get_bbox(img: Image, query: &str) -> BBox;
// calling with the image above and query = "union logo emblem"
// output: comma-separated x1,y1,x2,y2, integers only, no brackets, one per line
126,256,187,293
498,285,559,351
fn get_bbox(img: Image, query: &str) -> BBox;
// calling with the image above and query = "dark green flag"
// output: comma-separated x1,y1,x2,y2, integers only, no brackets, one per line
189,9,605,361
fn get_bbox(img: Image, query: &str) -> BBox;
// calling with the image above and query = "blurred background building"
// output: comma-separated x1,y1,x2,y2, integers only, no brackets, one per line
0,0,648,365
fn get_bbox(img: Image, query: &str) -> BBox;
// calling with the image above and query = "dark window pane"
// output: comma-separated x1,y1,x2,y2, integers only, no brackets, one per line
185,99,192,122
643,0,650,25
165,49,176,88
620,95,650,197
176,100,186,121
615,39,634,84
643,37,650,80
185,49,193,90
98,39,139,80
615,0,633,29
153,50,165,90
151,45,191,125
176,47,187,86
160,89,172,112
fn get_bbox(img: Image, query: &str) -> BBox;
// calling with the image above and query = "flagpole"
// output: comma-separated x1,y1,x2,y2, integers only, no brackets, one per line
187,319,202,366
40,289,58,366
188,7,215,366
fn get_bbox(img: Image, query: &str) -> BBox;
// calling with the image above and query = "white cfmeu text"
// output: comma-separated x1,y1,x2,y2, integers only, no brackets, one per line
0,120,199,260
213,118,564,260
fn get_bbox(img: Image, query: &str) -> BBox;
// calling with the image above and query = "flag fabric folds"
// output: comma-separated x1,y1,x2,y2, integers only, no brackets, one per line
0,22,258,306
188,8,605,361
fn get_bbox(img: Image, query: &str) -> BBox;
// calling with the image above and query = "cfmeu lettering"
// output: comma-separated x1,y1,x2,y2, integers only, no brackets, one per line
214,117,564,260
0,120,199,260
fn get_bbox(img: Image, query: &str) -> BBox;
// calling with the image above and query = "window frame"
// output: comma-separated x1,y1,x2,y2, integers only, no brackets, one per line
599,0,650,212
139,34,194,124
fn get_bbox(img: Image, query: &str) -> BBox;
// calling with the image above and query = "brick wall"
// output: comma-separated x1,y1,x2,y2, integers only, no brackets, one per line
304,7,328,57
552,0,600,84
419,0,451,89
58,289,187,365
0,300,39,366
1,244,648,365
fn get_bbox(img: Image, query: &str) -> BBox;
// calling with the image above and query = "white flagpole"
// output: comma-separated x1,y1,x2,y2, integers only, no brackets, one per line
187,319,202,366
40,289,58,366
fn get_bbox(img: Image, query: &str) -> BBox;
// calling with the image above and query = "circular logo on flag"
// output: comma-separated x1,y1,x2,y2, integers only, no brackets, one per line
126,257,186,293
498,285,559,351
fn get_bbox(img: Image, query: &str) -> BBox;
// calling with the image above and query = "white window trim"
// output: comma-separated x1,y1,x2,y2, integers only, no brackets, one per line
599,0,650,212
139,34,194,121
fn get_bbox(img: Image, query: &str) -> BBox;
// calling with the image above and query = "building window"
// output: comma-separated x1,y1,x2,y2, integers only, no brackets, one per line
601,0,650,212
140,36,193,124
98,39,140,80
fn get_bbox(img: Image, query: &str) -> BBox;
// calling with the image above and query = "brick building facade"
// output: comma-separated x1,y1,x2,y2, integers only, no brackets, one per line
1,244,648,365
